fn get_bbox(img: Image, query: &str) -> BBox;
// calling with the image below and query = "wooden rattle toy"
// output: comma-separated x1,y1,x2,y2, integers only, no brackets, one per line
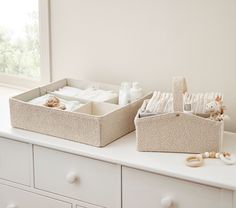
185,151,236,167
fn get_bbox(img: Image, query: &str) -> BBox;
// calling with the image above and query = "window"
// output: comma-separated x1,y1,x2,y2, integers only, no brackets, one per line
0,0,50,88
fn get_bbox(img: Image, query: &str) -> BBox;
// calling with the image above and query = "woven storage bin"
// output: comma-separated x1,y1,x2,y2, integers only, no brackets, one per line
135,77,224,153
10,78,151,147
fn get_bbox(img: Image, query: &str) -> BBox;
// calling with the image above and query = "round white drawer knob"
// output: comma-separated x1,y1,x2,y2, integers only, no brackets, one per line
66,172,78,184
161,196,173,208
7,204,17,208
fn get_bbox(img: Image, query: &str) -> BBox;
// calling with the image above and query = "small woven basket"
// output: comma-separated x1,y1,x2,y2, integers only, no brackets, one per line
135,77,223,153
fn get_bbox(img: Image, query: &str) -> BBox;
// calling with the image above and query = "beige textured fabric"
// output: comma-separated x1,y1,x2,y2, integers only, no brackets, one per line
10,78,152,147
136,77,223,153
172,76,187,112
10,99,102,146
135,109,223,153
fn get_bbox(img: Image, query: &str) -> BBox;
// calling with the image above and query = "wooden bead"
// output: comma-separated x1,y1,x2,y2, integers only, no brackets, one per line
203,152,210,158
215,153,220,158
223,152,231,157
209,151,216,158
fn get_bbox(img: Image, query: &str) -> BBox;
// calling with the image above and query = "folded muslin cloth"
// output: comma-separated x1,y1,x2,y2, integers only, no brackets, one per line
184,92,223,114
142,91,223,115
52,86,83,97
28,94,82,112
52,86,118,102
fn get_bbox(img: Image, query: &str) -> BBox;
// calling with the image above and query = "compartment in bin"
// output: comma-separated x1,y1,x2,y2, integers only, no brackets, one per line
74,102,120,116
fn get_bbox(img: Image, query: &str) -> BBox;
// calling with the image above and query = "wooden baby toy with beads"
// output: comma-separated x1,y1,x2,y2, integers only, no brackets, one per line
185,151,235,167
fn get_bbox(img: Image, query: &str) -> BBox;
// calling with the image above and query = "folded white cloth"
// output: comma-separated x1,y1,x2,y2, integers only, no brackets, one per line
143,91,223,115
185,92,223,114
52,86,118,102
53,86,83,97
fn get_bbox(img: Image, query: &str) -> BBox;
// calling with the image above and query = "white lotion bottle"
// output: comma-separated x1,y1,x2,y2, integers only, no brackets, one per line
119,82,131,106
130,82,143,102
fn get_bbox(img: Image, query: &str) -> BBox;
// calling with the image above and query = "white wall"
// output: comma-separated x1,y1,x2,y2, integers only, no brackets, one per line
50,0,236,132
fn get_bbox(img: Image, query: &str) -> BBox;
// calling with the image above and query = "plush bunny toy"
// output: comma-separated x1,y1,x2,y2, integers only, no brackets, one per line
206,96,225,121
44,95,66,110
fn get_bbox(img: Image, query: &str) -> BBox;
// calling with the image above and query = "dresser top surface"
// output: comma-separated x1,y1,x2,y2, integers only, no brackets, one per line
1,97,236,190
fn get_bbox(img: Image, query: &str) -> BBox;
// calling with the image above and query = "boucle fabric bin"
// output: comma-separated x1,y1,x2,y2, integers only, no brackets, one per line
135,77,223,153
10,78,151,147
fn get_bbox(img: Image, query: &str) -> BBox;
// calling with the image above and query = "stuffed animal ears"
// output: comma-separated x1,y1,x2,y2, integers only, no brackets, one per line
215,95,222,102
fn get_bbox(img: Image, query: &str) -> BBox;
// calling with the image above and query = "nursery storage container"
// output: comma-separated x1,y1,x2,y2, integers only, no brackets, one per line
10,78,151,147
135,77,223,153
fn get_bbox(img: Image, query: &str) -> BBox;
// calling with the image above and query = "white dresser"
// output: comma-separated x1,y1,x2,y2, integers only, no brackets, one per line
0,99,236,208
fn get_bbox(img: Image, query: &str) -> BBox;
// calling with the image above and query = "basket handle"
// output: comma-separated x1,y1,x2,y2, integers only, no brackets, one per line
172,76,187,112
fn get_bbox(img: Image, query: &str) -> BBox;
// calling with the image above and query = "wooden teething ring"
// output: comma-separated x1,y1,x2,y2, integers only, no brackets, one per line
185,151,236,167
185,155,204,167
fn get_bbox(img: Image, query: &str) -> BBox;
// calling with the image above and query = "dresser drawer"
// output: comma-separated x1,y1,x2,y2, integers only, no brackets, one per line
0,183,71,208
122,167,232,208
34,146,121,208
0,137,31,185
